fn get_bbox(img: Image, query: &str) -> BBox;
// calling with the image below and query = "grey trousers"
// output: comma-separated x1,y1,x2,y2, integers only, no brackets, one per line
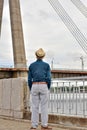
31,83,49,128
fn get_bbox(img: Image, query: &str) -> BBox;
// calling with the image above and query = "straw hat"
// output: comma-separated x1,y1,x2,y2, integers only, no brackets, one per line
35,48,45,58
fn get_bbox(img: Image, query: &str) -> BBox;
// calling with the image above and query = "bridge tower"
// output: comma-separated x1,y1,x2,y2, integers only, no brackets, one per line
0,0,26,68
0,0,4,35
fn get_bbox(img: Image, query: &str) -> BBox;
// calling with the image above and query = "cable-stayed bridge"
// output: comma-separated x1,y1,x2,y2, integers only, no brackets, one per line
0,0,87,69
0,0,87,67
1,1,87,129
0,0,87,78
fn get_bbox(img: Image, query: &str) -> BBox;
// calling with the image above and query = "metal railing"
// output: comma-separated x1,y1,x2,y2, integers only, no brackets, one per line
49,77,87,117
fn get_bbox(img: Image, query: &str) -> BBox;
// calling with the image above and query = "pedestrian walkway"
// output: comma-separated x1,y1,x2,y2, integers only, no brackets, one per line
0,117,87,130
0,118,64,130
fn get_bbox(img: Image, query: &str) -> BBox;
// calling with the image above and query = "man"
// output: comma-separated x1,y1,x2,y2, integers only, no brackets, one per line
28,48,52,130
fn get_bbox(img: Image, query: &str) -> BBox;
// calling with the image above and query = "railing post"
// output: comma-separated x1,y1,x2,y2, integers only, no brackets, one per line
69,82,72,114
75,81,78,115
57,82,59,113
83,80,85,117
62,82,64,114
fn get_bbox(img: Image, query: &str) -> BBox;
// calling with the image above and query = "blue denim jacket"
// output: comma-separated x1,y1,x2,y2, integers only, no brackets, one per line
28,59,51,90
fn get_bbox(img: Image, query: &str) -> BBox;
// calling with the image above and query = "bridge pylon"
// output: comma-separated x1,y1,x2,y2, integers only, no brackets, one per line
0,0,27,68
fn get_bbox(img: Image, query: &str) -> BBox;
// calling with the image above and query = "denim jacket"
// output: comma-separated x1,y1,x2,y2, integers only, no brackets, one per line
28,59,51,90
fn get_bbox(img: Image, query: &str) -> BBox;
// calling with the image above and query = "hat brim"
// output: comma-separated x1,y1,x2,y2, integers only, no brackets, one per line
35,52,45,58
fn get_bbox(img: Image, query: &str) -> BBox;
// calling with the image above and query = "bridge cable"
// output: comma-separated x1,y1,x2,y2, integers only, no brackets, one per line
0,0,4,36
48,0,87,54
48,0,87,51
70,0,87,18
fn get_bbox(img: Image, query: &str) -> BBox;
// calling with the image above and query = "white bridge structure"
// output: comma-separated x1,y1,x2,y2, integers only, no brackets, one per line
49,77,87,117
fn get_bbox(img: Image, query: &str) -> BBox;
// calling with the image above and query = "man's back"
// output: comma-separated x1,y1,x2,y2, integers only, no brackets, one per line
29,59,50,82
28,59,51,90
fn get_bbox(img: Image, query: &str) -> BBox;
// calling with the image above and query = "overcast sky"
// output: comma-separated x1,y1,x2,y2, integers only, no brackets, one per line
0,0,87,69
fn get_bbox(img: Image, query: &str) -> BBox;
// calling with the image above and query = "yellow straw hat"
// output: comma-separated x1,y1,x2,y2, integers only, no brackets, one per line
35,48,45,58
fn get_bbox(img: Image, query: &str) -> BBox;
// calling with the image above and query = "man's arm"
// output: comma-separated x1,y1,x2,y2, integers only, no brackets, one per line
46,64,51,90
28,67,32,91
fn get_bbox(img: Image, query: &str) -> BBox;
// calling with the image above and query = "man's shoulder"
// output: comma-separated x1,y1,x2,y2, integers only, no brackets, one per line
29,60,50,68
43,61,50,66
29,61,36,68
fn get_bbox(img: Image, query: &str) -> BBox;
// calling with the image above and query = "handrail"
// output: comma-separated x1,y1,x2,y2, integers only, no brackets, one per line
49,77,87,117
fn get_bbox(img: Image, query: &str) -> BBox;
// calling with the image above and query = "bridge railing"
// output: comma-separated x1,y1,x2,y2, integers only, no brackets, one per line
49,76,87,117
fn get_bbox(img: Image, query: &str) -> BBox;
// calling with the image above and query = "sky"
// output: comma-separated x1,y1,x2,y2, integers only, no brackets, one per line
0,0,87,69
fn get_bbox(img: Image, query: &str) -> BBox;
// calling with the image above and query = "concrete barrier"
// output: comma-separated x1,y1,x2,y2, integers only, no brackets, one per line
0,78,28,119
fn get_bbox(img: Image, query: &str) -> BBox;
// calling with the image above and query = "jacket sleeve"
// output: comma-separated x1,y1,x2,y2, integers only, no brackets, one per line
46,64,51,89
28,66,32,91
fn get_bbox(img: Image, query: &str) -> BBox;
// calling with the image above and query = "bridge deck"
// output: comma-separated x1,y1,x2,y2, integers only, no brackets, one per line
0,118,63,130
0,68,87,79
0,117,87,130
